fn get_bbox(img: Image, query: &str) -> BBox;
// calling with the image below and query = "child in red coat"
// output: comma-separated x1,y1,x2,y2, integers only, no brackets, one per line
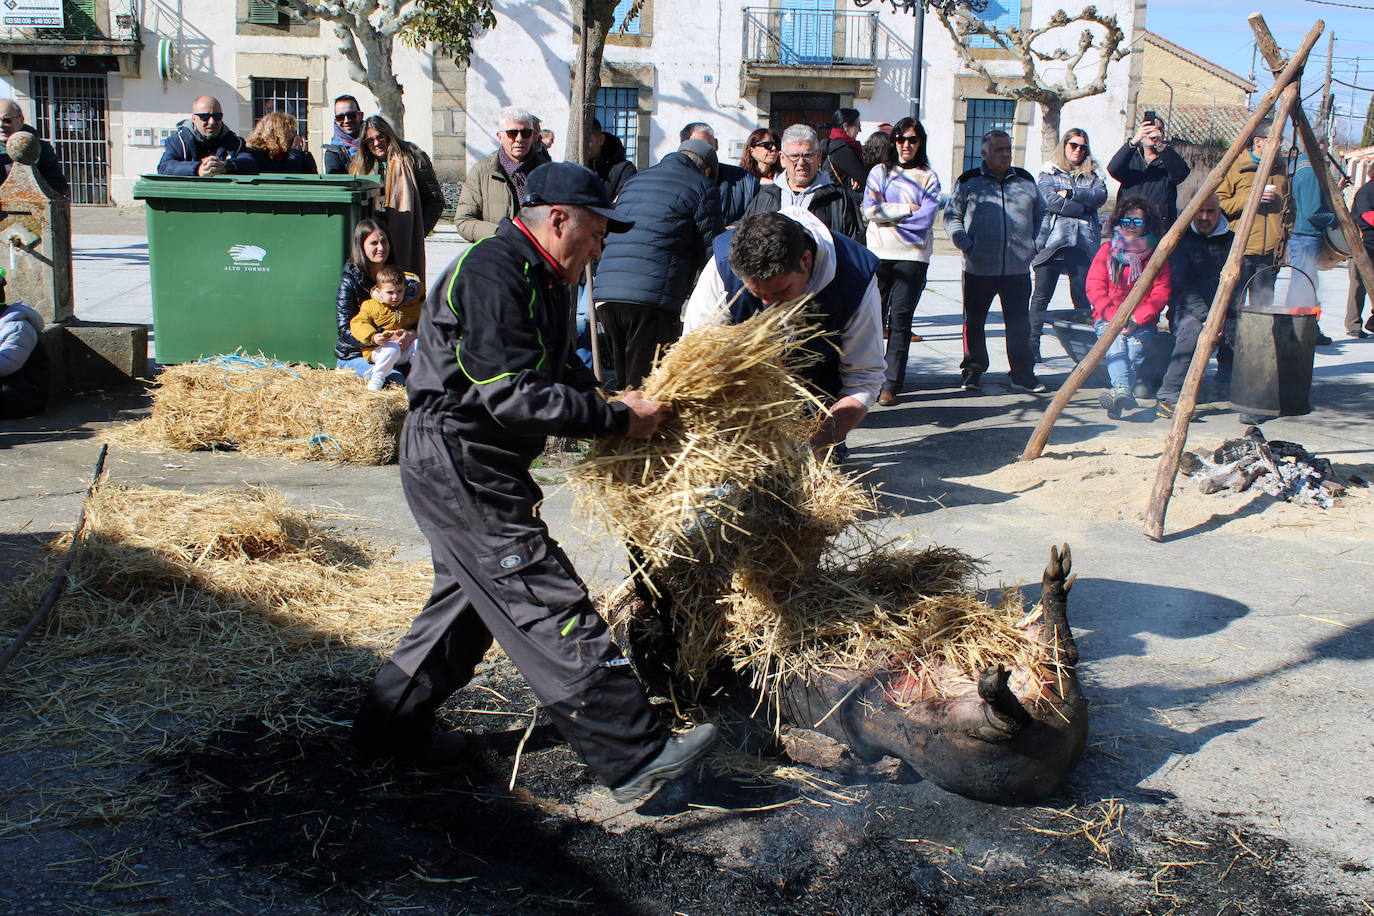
1087,196,1171,418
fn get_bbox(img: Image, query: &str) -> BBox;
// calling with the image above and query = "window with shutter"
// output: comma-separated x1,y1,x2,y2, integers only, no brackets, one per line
247,0,284,26
63,0,100,38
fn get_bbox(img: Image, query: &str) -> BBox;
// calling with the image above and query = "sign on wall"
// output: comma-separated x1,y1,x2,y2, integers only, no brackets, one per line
2,0,65,29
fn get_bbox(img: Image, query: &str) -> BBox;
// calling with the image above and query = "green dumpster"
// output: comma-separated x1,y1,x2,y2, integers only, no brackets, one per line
132,174,380,365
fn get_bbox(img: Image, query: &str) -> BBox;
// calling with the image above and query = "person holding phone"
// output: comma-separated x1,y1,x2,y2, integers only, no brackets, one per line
1107,111,1190,226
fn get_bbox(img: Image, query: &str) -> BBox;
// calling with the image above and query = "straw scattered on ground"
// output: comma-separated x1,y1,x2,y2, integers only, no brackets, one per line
0,483,428,833
570,302,1061,713
110,353,406,464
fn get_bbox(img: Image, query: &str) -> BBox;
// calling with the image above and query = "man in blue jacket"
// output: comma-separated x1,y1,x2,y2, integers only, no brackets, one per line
594,138,724,389
943,130,1047,394
156,97,258,177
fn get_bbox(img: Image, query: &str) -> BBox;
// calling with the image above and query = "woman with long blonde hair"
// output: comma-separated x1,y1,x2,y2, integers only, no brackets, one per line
1028,128,1107,362
350,115,443,277
245,110,317,174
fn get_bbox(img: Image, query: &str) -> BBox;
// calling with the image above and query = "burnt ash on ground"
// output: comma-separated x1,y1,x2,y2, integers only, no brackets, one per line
141,669,1370,916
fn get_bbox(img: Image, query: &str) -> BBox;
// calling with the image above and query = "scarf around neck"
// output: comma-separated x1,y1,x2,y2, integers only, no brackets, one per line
828,127,862,151
1108,226,1155,288
332,122,360,158
498,147,535,201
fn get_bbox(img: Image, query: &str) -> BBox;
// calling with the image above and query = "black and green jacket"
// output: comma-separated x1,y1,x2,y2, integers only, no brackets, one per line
407,218,629,464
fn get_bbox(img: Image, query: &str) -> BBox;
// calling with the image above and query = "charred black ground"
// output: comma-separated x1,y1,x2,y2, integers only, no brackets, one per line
131,668,1366,916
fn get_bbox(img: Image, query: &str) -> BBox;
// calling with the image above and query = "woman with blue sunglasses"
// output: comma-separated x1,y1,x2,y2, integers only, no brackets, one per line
1086,196,1171,419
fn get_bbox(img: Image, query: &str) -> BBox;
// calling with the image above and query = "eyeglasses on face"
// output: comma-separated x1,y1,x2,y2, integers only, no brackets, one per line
502,128,534,140
365,134,388,147
1066,141,1087,150
894,134,921,144
1119,217,1145,228
0,116,16,124
783,151,818,162
335,111,362,122
752,141,778,151
193,112,224,122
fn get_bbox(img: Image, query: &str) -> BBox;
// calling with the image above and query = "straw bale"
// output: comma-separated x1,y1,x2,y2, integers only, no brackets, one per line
114,354,405,464
0,483,427,828
571,303,1058,713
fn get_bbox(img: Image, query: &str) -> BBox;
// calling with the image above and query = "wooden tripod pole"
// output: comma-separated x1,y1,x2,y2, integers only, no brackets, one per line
1021,19,1326,463
1251,14,1374,306
1142,75,1303,541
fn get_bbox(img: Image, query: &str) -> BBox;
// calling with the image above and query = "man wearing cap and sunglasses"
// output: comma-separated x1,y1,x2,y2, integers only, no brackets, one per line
321,95,364,175
157,96,258,177
453,106,552,242
354,161,720,805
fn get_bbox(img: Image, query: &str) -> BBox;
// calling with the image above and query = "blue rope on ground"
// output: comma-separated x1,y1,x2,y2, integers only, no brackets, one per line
196,351,300,391
273,433,344,456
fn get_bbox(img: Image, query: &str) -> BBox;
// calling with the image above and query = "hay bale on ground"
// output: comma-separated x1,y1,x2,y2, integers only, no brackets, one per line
114,354,406,464
570,303,1057,711
0,483,428,827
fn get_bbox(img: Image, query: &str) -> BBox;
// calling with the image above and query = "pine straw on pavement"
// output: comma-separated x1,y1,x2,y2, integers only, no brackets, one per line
110,354,406,464
0,483,427,832
570,302,1059,712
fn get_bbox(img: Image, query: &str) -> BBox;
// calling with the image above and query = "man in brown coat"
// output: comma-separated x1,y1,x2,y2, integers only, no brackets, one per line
453,106,551,242
1215,120,1290,311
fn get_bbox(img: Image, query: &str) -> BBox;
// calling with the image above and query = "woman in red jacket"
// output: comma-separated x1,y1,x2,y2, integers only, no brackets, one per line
1088,196,1171,419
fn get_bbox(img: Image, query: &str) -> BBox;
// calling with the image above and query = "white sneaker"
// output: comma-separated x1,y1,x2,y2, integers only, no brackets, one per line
366,372,385,391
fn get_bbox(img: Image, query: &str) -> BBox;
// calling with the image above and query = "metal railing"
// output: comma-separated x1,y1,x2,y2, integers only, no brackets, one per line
742,7,878,68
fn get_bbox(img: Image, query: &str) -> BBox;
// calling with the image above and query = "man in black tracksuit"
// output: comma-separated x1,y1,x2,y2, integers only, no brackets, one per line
353,163,718,804
1156,194,1235,414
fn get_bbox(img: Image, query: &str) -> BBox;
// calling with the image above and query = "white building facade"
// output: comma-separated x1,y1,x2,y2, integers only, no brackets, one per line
0,0,1146,207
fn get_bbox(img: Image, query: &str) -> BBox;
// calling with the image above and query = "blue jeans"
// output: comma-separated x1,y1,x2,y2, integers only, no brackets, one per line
337,356,404,385
1094,319,1156,391
1286,233,1321,308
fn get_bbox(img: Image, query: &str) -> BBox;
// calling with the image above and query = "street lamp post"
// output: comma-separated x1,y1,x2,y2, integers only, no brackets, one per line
911,0,925,120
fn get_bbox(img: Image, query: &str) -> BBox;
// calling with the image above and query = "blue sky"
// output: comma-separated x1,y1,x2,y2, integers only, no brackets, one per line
1145,0,1373,143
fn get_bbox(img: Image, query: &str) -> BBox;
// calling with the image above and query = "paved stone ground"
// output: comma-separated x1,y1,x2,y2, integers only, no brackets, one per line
1,214,1370,912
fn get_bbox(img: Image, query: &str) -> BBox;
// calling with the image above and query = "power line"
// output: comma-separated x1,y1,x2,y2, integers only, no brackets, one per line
1300,0,1374,9
1332,75,1374,91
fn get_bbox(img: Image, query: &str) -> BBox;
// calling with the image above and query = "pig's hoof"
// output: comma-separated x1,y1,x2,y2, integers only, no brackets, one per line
1045,543,1075,595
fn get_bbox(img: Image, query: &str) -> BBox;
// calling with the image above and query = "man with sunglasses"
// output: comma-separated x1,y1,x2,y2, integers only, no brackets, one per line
157,96,258,177
454,106,551,242
321,95,364,175
743,124,863,243
0,99,68,197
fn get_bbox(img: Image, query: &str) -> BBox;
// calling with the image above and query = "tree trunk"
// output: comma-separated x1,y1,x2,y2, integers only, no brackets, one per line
1039,101,1063,162
566,0,617,168
362,26,405,129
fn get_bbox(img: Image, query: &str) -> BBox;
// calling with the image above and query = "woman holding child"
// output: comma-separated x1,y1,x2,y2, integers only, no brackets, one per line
1087,196,1171,419
334,218,425,387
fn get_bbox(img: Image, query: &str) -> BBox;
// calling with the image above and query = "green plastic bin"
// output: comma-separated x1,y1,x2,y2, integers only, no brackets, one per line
132,174,380,365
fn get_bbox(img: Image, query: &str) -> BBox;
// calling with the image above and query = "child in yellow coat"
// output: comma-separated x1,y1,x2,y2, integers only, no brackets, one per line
349,265,425,390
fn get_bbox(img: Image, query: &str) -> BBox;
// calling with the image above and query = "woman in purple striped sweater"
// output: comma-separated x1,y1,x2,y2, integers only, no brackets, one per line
862,117,942,406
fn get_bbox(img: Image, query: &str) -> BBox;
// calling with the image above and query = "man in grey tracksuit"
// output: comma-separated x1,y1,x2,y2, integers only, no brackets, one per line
943,130,1047,392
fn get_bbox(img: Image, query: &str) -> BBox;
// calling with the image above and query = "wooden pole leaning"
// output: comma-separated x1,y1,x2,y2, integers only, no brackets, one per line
1020,19,1326,463
1142,77,1303,541
1250,14,1374,309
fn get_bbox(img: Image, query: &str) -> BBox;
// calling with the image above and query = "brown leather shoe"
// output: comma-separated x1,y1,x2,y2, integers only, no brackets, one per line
877,391,897,407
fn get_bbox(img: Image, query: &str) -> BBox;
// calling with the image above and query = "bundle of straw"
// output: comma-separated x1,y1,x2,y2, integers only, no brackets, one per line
0,483,427,828
116,353,406,464
571,303,1057,711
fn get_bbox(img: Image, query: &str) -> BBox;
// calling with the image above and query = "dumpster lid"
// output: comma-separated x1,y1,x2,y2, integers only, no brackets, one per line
133,173,381,203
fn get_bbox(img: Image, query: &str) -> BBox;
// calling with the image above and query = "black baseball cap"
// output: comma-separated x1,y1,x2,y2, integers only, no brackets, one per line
521,161,634,233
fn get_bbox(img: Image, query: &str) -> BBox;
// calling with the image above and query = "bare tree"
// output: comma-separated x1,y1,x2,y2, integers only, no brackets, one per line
566,0,643,167
268,0,495,129
858,1,1128,159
